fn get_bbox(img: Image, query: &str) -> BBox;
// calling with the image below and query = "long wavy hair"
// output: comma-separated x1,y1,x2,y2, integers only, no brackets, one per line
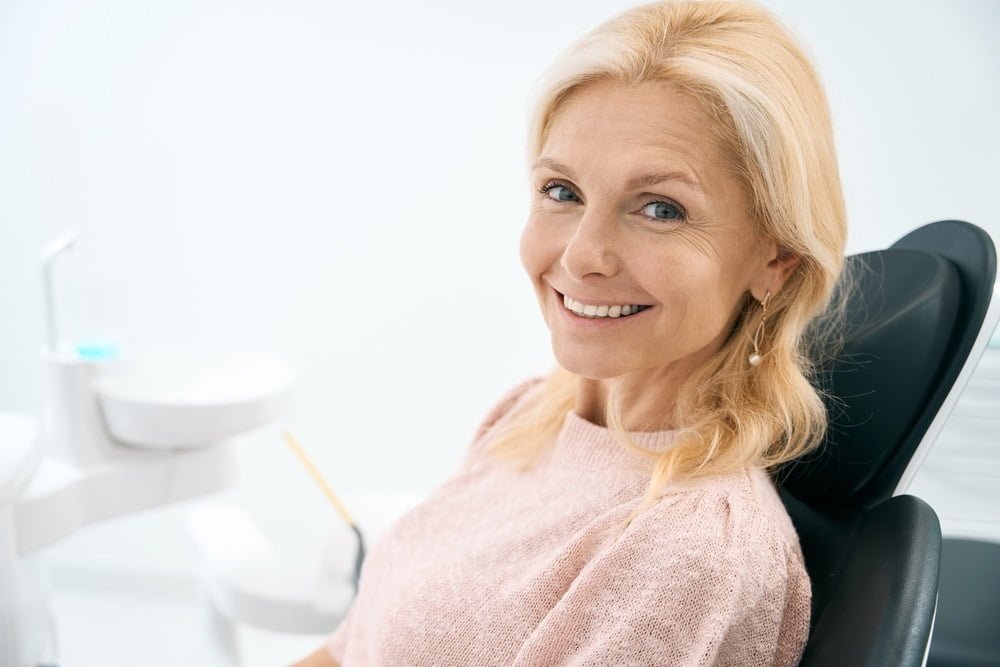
484,0,849,528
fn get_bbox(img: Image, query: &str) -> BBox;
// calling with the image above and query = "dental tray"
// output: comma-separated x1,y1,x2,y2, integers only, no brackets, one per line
91,346,295,449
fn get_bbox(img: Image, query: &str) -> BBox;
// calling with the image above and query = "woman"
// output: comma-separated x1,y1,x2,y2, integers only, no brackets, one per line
297,0,845,664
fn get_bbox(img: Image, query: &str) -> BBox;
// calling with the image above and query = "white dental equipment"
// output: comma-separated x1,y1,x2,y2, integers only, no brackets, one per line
184,430,421,663
0,232,295,666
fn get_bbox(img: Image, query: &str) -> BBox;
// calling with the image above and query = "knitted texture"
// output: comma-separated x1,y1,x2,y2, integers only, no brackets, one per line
326,379,810,666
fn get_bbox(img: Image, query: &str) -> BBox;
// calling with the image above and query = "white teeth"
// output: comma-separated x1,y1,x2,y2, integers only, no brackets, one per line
562,294,648,319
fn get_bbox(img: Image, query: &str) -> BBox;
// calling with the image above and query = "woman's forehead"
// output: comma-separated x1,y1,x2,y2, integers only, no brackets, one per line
551,78,716,137
540,79,731,194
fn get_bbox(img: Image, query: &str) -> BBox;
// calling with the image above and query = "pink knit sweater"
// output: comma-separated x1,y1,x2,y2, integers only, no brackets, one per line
326,379,811,666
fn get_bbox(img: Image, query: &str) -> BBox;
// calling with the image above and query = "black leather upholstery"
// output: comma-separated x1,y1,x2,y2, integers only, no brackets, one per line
777,221,997,667
785,493,942,667
872,221,997,504
929,538,1000,667
784,250,961,509
781,221,995,510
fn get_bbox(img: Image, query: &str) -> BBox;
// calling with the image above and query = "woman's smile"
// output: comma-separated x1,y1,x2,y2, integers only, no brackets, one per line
554,287,654,329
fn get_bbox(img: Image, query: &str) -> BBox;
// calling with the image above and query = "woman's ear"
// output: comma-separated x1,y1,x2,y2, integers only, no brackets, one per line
752,243,801,301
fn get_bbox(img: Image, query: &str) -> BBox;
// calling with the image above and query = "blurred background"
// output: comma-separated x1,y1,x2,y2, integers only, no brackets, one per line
1,0,999,664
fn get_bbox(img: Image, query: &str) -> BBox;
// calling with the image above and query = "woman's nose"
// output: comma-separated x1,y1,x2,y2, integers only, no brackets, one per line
560,212,621,280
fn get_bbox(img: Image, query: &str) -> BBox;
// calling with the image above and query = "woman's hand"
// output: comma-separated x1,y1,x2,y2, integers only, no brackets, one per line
290,646,340,667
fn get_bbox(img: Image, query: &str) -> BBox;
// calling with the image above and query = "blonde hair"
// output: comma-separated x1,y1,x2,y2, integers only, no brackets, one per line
485,0,848,528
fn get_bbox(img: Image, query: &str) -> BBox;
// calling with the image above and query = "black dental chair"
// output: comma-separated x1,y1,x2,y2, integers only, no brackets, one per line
776,220,997,667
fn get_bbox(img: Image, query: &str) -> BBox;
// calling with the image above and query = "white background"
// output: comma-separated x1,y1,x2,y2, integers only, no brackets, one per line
1,0,999,663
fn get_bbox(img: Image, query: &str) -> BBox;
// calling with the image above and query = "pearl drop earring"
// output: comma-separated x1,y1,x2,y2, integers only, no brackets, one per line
749,291,771,367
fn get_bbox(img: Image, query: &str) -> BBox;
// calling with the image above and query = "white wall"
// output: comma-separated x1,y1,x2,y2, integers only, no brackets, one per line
1,0,999,594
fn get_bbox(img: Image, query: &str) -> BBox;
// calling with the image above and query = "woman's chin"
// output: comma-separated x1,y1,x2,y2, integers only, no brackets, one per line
553,351,626,380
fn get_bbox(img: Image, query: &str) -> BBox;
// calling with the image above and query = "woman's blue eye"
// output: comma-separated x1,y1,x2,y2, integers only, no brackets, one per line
642,200,684,221
541,183,579,203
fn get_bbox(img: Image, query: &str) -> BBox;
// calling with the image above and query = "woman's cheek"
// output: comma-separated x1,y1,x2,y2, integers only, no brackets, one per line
519,216,548,280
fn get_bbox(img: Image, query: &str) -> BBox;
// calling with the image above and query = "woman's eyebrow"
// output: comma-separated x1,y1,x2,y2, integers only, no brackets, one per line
532,157,576,178
532,156,704,195
625,170,705,195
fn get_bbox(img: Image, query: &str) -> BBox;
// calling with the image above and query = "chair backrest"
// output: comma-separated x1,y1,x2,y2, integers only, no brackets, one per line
781,220,997,511
777,220,997,667
783,492,941,667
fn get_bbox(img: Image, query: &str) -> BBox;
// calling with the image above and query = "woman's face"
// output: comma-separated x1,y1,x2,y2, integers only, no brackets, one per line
520,78,794,385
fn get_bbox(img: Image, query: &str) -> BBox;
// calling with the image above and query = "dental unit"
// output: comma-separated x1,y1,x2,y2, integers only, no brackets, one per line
0,232,348,666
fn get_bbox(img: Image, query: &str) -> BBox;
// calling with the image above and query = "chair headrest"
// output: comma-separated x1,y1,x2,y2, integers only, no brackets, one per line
780,248,961,509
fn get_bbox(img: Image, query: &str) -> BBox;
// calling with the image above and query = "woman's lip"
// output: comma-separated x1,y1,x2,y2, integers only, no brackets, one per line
554,288,652,308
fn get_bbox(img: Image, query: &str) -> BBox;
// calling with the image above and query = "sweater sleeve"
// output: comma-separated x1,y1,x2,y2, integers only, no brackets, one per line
509,490,810,667
324,376,545,662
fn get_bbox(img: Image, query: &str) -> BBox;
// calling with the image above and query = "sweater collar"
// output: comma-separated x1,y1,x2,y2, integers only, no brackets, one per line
549,410,679,471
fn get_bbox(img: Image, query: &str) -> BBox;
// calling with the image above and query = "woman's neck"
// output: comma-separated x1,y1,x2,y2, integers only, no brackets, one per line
575,370,684,432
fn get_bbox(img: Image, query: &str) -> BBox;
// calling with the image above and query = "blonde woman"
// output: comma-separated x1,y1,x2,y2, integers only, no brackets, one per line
296,1,845,665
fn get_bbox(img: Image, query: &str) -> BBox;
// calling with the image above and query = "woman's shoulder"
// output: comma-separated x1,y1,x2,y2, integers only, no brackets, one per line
469,376,546,442
635,467,805,571
600,469,811,665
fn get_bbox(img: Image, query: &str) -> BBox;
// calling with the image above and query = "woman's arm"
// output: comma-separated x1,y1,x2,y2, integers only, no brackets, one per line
290,646,340,667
